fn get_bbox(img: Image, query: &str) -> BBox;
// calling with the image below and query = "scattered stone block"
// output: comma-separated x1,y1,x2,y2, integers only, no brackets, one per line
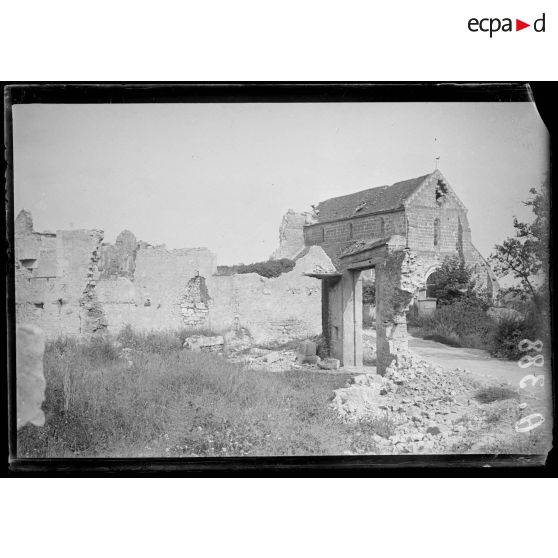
298,340,317,357
426,426,442,436
318,358,340,370
297,354,320,365
223,328,252,352
263,351,281,363
16,324,46,429
183,335,225,352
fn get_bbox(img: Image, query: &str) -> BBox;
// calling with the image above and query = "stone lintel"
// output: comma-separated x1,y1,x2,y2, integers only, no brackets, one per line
341,245,387,271
303,272,342,280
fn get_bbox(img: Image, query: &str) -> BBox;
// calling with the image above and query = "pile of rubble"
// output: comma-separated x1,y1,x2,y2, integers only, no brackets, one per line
226,337,342,373
332,349,508,454
227,347,300,372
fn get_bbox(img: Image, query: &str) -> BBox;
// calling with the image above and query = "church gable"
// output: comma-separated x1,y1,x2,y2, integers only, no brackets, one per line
404,170,467,212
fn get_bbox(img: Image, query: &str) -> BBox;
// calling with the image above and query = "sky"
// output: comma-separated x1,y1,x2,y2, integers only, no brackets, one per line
13,102,549,266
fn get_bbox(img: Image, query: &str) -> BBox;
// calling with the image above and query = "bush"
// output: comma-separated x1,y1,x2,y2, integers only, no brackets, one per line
216,258,296,278
406,305,423,328
487,315,542,360
428,255,489,308
420,297,495,349
362,280,375,305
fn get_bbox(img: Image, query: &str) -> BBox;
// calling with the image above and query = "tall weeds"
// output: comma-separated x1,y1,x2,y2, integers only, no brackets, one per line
17,328,380,457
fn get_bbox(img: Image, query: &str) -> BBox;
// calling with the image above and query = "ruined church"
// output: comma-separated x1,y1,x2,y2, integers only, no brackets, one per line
13,170,497,373
299,169,498,372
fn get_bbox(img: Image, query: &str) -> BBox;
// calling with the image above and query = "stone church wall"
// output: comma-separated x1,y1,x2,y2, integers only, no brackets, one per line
304,211,406,245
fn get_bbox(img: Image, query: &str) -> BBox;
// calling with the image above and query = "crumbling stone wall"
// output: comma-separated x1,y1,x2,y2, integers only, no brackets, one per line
95,247,326,342
96,243,216,333
375,248,422,375
180,275,212,328
99,230,137,279
270,209,308,260
14,211,330,344
14,211,106,338
79,238,107,334
94,229,328,343
206,246,330,344
15,209,34,235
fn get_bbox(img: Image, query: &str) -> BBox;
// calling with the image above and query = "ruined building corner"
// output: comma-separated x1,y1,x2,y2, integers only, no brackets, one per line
269,209,307,261
15,209,34,235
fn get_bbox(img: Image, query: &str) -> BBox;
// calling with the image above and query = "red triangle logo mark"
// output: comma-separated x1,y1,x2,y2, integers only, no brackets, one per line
516,19,530,31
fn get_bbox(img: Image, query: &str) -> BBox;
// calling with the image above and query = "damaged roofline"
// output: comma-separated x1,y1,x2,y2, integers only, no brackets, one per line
303,207,405,228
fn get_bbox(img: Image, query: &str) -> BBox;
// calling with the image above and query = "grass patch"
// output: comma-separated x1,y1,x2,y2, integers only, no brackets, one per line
117,324,222,353
363,412,397,438
18,328,380,458
473,430,549,454
474,386,520,404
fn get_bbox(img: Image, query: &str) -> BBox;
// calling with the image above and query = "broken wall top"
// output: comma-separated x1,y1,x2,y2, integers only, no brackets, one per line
15,209,34,234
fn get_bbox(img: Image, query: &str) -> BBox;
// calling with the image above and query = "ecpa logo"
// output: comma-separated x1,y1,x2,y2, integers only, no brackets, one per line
468,13,546,37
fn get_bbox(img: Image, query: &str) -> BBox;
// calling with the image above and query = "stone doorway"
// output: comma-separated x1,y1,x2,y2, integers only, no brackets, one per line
311,235,422,374
318,266,375,370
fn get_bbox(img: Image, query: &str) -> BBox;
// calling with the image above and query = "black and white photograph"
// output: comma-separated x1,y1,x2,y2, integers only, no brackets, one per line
7,84,553,465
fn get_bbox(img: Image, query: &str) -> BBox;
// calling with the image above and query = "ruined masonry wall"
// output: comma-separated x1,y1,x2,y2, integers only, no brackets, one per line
270,209,308,260
99,230,137,279
14,210,327,343
206,246,329,344
16,224,326,344
376,249,423,374
96,245,327,343
180,276,211,328
96,246,217,333
15,225,105,338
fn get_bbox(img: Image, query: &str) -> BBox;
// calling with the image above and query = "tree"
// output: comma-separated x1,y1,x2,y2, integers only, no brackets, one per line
427,255,486,308
362,280,375,305
489,179,549,312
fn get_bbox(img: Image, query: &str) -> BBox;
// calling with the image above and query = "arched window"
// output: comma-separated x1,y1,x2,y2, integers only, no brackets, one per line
380,218,385,237
349,222,353,239
322,227,325,242
433,218,440,247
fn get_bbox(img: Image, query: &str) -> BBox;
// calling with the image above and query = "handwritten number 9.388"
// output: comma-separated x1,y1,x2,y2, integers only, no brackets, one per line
514,339,545,434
